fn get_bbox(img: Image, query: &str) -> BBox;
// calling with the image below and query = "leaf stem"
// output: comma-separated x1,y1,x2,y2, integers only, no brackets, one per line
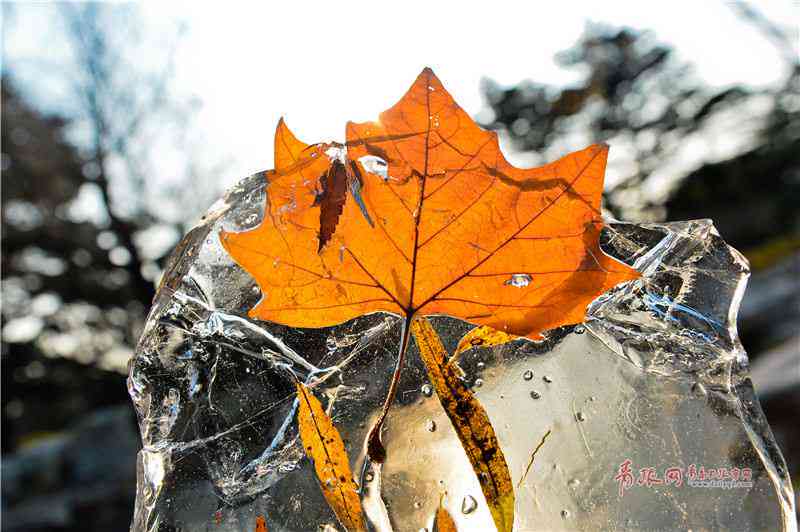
367,313,414,463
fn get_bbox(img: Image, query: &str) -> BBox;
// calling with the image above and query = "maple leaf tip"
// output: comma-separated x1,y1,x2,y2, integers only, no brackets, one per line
275,116,290,135
418,66,441,85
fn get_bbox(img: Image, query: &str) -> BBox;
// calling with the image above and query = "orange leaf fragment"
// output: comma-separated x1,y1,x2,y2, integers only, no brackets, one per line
295,383,366,532
434,493,458,532
412,317,514,532
220,67,639,339
255,514,268,532
452,325,518,364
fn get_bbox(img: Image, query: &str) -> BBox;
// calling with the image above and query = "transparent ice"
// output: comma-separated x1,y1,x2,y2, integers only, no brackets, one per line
128,171,796,531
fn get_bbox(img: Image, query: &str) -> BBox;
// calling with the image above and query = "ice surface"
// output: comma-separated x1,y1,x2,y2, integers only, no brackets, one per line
128,171,796,531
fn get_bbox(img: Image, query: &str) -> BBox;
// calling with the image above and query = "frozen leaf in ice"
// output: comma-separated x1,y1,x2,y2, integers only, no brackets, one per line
220,69,638,527
295,382,366,531
411,317,513,532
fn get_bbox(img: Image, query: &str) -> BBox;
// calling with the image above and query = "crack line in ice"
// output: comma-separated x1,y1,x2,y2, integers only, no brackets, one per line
644,292,723,331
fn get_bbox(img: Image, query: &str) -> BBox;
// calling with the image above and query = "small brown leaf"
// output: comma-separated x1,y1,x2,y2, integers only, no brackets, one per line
411,318,514,532
315,160,349,252
295,383,366,532
255,514,268,532
434,493,458,532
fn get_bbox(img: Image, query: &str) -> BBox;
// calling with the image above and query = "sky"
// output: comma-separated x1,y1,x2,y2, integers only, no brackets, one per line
4,0,798,189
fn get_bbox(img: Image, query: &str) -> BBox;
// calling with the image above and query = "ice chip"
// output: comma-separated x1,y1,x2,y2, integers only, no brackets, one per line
128,170,795,531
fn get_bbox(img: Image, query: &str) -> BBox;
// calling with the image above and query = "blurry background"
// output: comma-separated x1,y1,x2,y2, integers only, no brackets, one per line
1,2,797,530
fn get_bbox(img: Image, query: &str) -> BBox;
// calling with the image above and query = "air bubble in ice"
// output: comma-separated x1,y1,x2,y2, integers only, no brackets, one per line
504,273,532,287
523,369,534,381
358,155,389,181
421,384,433,397
461,495,478,514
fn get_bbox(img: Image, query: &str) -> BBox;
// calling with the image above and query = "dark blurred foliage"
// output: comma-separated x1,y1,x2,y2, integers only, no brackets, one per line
2,3,798,530
484,22,799,232
2,4,221,531
482,7,799,511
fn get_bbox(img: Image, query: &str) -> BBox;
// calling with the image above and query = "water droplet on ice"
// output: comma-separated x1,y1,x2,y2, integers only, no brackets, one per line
413,501,422,509
473,378,484,388
523,370,534,381
576,411,586,422
504,273,532,288
561,509,570,519
543,375,553,383
421,384,433,397
461,495,478,514
426,419,437,432
574,324,586,334
530,390,541,399
476,361,485,370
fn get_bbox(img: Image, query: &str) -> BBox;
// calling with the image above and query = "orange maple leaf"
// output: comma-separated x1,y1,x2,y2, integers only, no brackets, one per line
220,68,640,532
220,68,638,338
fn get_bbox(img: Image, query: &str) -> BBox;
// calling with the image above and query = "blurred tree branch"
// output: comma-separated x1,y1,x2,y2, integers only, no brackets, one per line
59,3,189,303
482,13,798,229
2,3,222,379
727,1,798,66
